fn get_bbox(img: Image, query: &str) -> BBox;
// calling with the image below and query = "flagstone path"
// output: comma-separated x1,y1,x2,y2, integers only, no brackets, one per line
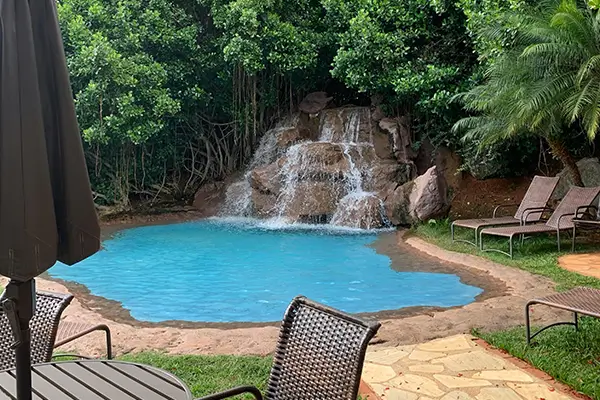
559,253,600,279
361,335,579,400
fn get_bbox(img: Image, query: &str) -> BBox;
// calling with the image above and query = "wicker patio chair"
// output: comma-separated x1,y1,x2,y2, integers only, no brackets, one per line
479,186,600,258
197,296,381,400
0,291,112,370
451,175,560,246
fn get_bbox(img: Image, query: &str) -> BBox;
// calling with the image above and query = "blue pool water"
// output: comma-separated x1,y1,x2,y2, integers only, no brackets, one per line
49,219,483,323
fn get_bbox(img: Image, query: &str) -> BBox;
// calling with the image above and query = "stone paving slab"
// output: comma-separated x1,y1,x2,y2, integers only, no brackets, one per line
361,335,578,400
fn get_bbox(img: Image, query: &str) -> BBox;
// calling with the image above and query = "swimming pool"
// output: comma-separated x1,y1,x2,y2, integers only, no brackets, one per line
49,219,483,323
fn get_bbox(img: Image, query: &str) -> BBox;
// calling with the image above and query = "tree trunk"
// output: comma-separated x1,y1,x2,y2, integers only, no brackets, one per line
545,136,583,186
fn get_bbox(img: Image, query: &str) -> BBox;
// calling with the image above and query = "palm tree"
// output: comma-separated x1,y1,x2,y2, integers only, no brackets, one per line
454,0,600,186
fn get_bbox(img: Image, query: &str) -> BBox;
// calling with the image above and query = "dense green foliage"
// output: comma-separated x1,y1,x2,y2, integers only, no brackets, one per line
58,0,600,206
454,0,600,185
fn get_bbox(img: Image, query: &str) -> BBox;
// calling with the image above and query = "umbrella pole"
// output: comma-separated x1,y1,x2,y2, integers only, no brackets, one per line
2,279,35,400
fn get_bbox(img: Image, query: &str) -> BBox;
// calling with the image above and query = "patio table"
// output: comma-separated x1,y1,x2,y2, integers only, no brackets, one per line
0,360,193,400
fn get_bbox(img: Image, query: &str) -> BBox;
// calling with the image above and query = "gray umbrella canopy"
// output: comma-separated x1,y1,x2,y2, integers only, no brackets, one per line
0,0,101,281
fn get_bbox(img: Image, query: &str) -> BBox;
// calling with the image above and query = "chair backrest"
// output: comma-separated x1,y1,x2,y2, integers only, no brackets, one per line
514,175,560,222
547,186,600,229
265,296,380,400
0,291,73,370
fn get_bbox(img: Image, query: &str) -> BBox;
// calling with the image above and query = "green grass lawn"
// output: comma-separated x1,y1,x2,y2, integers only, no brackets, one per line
416,219,600,291
117,352,369,399
416,220,600,399
478,318,600,399
120,353,272,399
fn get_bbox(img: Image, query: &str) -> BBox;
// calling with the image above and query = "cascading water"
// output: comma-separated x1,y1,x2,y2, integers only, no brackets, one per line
221,126,286,216
221,107,388,229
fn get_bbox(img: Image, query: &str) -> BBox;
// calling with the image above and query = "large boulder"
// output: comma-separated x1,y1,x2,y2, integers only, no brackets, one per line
299,92,334,115
275,127,313,151
435,146,463,194
384,166,450,225
330,193,386,229
249,159,285,217
192,181,227,217
283,181,346,220
284,142,376,181
250,159,284,194
553,158,600,200
370,161,415,194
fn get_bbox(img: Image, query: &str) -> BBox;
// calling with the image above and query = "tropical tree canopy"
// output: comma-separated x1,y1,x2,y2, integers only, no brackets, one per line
58,0,600,206
454,0,600,185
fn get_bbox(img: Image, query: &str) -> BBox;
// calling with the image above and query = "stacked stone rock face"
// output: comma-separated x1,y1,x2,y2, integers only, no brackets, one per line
220,94,450,228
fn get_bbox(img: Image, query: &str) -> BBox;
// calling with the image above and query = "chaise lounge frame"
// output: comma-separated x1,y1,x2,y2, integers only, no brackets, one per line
526,287,600,344
479,186,600,258
451,176,560,246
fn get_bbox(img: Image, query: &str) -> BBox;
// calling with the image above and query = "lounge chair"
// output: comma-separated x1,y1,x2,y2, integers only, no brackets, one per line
479,186,600,258
451,175,560,246
197,296,380,400
526,287,600,344
0,291,112,369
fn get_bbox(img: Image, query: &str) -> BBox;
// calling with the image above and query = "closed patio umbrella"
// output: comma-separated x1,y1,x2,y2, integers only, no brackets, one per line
0,0,101,398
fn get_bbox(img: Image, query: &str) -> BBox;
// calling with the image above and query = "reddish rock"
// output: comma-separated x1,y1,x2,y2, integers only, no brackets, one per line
330,194,386,229
299,92,334,115
319,108,373,143
384,166,450,225
192,181,227,217
283,181,346,220
370,161,415,194
435,146,463,193
275,127,312,150
379,116,415,163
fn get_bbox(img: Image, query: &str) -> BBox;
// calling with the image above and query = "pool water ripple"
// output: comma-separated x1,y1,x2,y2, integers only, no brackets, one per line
49,219,483,323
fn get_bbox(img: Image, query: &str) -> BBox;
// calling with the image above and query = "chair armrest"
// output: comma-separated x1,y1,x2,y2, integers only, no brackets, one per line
556,213,576,230
575,205,599,219
196,386,263,400
493,204,520,218
55,323,112,359
520,207,554,225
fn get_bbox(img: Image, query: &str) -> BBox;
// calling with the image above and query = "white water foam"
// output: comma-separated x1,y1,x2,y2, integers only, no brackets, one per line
221,107,389,230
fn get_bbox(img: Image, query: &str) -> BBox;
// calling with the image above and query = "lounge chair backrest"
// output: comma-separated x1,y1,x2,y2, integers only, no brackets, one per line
266,296,380,400
0,291,73,370
514,176,560,222
547,186,600,229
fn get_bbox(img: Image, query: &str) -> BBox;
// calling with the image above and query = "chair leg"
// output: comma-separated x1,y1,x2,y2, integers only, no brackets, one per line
509,235,514,258
451,223,455,242
574,312,579,331
557,229,561,252
572,226,577,252
526,302,532,345
103,326,113,360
